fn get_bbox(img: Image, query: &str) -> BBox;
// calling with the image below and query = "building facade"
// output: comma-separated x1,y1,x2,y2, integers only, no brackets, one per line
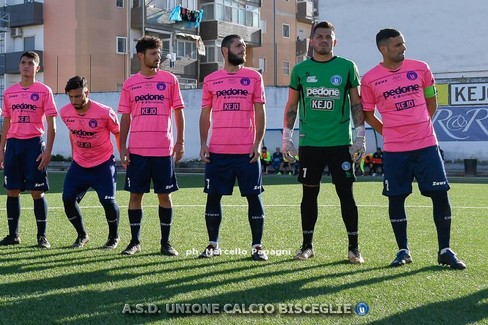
0,0,316,100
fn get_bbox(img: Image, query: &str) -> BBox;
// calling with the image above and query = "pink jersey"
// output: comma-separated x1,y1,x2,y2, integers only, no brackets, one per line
202,67,265,154
2,81,57,139
361,59,437,152
118,70,184,156
60,100,120,168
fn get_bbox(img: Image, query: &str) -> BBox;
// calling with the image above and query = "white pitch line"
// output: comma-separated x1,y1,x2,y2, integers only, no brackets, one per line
1,204,486,210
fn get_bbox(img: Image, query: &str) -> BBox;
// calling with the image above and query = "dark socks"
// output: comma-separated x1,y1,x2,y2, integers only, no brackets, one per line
159,206,173,243
63,200,86,237
388,195,409,250
34,197,48,237
430,191,452,251
335,184,359,250
101,200,120,238
246,195,265,246
205,194,222,243
128,209,143,244
300,186,320,247
6,196,20,237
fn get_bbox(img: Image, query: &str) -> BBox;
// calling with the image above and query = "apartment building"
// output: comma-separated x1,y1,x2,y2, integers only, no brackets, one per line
0,0,315,100
251,0,315,86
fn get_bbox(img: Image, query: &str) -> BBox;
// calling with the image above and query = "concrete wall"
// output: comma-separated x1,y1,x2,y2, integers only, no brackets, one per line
53,85,487,162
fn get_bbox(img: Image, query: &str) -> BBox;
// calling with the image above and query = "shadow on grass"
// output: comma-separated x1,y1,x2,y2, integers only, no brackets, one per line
368,287,488,324
1,250,471,324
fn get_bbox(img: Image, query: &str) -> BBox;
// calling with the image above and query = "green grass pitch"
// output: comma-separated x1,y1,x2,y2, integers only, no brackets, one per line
0,172,486,324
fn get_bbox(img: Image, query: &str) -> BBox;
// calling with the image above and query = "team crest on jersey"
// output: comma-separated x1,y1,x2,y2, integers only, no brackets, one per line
306,75,318,83
88,119,98,128
157,82,166,90
240,78,251,86
30,93,40,101
341,161,351,171
330,75,342,86
406,71,418,80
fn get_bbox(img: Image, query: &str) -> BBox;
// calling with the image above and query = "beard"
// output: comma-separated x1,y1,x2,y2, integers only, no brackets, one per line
228,51,245,66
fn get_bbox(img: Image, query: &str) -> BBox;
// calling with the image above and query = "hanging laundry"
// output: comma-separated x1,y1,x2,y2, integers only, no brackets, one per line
169,5,182,21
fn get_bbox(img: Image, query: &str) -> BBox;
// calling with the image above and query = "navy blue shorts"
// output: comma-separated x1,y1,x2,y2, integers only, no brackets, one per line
204,153,263,196
62,156,117,203
383,145,450,197
124,154,178,194
298,146,356,186
3,137,49,191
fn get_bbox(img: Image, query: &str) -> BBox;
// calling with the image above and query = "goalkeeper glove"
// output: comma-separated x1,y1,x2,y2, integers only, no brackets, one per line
282,127,298,162
349,125,366,163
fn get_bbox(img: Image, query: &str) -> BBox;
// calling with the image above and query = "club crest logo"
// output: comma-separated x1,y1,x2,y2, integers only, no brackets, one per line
330,75,342,86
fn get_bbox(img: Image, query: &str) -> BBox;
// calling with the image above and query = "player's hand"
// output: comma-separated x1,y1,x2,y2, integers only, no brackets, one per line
349,136,366,163
173,142,184,163
249,144,260,163
0,150,4,169
282,127,297,163
36,151,52,170
120,147,130,168
200,144,210,163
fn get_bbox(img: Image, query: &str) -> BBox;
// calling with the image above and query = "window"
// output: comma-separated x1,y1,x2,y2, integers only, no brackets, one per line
116,37,127,54
258,57,266,72
201,1,260,28
24,36,35,51
176,39,197,59
260,19,267,33
116,0,124,8
282,24,290,38
283,61,290,75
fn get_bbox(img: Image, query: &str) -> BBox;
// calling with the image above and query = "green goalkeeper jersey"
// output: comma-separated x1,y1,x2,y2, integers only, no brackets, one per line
289,56,360,147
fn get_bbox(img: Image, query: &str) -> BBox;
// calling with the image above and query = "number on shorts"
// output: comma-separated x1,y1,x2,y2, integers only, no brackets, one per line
302,167,307,178
205,178,210,190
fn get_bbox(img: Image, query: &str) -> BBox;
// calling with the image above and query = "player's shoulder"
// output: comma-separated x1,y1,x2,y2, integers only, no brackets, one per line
203,69,225,83
59,103,72,117
403,58,430,70
157,69,178,80
90,100,114,113
361,63,384,81
334,55,356,66
33,81,54,93
239,66,262,78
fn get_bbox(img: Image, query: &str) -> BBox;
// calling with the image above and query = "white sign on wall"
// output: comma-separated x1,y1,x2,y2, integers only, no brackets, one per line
450,83,488,106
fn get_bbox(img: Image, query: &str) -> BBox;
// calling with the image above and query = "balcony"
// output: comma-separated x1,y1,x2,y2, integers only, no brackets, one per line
0,1,43,27
0,50,44,74
296,1,313,24
200,20,261,47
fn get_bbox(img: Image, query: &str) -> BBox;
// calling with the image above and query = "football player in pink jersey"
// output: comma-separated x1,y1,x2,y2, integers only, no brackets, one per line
0,51,57,249
361,28,465,269
199,34,268,261
118,36,185,256
60,76,121,250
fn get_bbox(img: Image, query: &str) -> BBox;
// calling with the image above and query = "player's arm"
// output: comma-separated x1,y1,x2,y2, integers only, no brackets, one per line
282,88,299,160
199,107,211,163
251,103,265,163
119,113,131,165
349,87,366,163
364,111,383,135
173,108,185,163
0,117,11,168
37,116,56,170
424,85,438,118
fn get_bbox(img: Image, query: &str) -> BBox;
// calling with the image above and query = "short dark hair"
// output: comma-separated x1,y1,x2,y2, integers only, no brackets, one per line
221,34,241,51
135,36,162,54
65,76,87,93
20,51,40,65
312,21,336,35
376,28,401,49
